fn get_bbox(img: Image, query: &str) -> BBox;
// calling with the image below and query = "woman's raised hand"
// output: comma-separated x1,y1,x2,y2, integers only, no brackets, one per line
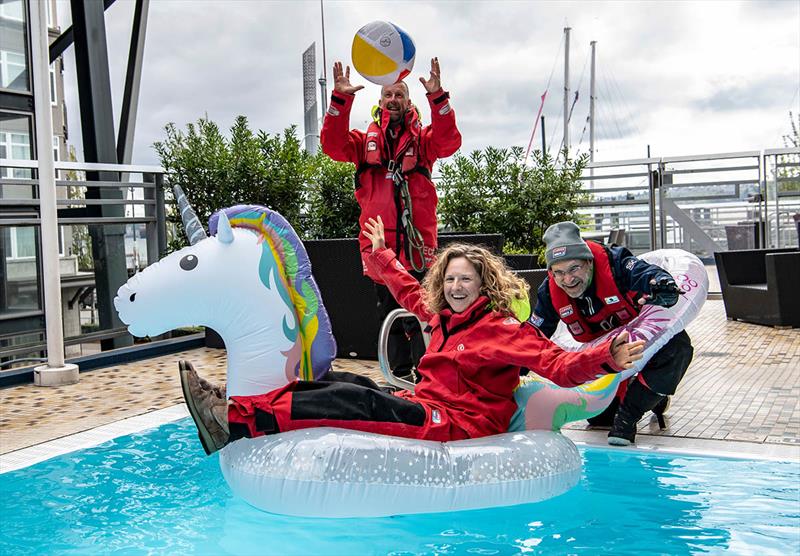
362,216,386,252
609,331,646,370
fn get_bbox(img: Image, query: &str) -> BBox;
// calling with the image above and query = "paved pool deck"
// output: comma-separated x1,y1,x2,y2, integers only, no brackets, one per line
1,299,798,471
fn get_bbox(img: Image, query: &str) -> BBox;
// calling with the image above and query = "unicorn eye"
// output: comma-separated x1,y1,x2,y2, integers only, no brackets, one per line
180,254,198,271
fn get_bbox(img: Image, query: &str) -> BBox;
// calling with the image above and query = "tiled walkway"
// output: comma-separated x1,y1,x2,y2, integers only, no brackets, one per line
1,300,798,457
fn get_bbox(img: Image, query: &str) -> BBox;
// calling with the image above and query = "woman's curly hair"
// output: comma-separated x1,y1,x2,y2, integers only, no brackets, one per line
421,243,530,314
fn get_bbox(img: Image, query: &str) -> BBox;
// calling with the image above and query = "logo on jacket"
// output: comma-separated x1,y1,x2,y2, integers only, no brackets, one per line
367,141,377,152
529,314,544,327
457,344,465,351
503,317,519,325
552,246,567,258
405,147,414,157
604,295,620,304
327,106,340,117
367,131,379,138
625,259,636,270
438,103,451,116
395,260,404,270
431,409,441,424
559,305,573,317
568,322,585,335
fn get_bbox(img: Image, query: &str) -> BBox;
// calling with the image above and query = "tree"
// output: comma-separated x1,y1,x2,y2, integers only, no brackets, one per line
779,111,800,193
305,153,359,239
153,117,313,251
437,146,588,257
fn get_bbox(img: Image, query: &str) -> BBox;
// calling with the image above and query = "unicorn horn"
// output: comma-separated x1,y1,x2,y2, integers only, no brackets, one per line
173,184,207,245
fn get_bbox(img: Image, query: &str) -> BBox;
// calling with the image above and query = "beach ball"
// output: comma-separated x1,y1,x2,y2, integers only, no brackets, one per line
351,21,416,86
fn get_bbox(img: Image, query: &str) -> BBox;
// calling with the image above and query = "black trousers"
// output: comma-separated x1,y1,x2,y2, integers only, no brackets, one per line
375,271,426,377
639,330,694,395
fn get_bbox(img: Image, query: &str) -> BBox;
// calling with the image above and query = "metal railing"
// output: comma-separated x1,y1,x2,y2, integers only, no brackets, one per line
0,158,167,367
578,148,800,257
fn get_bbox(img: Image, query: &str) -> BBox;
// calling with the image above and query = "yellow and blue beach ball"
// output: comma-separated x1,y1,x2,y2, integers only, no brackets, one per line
351,21,416,86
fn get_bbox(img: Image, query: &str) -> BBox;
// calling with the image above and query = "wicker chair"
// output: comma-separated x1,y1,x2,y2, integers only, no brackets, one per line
715,248,800,327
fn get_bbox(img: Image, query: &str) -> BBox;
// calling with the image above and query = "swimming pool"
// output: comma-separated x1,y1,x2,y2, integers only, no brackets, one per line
1,419,797,555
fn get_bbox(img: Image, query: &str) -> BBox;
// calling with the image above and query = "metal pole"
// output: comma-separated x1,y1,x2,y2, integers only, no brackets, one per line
155,173,167,259
30,0,79,384
563,27,571,156
116,0,149,166
318,0,328,115
589,40,596,164
589,40,596,189
540,115,546,154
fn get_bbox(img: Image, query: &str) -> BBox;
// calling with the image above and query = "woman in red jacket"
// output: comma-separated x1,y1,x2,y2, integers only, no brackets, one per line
180,218,645,456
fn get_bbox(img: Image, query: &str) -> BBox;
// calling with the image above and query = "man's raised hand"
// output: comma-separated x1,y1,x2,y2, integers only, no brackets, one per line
419,57,442,94
333,61,364,95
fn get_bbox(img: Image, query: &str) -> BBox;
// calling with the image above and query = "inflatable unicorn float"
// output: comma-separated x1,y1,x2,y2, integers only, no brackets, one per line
114,187,707,517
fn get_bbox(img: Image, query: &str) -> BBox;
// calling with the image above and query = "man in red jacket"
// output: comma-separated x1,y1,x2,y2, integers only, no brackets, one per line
320,57,462,381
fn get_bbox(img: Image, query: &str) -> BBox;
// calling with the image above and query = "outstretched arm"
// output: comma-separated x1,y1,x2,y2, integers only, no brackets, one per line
364,216,433,321
490,325,645,387
419,57,462,162
320,62,365,164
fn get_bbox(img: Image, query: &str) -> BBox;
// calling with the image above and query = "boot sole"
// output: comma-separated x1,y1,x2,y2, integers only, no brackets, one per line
608,436,633,446
179,363,216,456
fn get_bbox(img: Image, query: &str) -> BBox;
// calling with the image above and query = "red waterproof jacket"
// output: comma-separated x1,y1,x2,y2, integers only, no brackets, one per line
320,89,462,282
368,248,623,440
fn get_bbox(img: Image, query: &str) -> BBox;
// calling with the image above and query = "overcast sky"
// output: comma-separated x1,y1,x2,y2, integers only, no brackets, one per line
55,0,799,168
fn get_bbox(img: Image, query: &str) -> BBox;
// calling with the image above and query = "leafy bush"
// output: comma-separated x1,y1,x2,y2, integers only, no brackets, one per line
438,146,587,258
154,117,313,251
305,153,359,239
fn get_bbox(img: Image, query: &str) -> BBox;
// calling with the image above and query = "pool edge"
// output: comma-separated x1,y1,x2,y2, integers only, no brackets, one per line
0,404,189,473
2,408,798,473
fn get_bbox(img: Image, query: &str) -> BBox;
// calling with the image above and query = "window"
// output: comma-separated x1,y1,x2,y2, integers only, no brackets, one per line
8,225,35,259
0,0,29,92
0,50,26,91
0,113,33,180
0,0,24,22
52,135,59,161
49,65,57,105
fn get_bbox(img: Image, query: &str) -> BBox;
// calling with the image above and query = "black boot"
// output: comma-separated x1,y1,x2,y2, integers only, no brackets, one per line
608,381,666,446
652,396,671,429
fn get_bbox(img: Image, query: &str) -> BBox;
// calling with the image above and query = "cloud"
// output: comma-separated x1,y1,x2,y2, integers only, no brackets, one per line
53,0,799,167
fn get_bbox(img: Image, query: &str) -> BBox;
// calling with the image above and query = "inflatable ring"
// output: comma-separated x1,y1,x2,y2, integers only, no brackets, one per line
220,427,580,517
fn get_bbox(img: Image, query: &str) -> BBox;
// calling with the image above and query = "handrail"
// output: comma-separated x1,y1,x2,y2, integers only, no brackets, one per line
377,308,431,392
0,158,165,174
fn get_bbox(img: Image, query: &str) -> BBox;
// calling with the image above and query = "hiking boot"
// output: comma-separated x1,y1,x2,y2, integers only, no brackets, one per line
179,361,229,455
608,380,665,446
198,373,227,400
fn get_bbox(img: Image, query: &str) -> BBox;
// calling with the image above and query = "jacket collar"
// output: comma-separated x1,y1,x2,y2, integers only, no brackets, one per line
438,295,492,328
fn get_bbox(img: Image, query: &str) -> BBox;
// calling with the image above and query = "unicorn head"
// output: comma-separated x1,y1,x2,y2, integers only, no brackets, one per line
114,187,335,396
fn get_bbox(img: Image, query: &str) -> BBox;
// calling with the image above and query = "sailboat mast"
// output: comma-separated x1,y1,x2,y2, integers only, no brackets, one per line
563,26,571,155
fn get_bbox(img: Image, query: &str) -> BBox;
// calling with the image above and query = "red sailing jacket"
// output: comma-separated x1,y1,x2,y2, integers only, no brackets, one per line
368,247,623,440
320,89,462,282
549,241,641,341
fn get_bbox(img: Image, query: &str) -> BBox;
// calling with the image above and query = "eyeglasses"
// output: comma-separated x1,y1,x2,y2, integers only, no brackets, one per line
552,262,587,280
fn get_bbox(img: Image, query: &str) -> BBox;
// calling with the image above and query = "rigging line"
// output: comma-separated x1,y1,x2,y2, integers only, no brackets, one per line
523,33,565,166
607,65,642,138
598,76,624,139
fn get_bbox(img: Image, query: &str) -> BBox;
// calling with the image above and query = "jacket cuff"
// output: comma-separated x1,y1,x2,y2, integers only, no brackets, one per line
599,341,625,373
328,91,355,114
366,247,399,276
426,89,449,105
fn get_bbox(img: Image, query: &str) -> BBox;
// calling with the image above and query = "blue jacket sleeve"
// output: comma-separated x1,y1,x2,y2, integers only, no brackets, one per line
530,278,560,338
609,246,672,294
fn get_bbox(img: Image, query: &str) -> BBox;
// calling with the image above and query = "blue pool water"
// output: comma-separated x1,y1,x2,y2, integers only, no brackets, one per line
1,420,798,555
